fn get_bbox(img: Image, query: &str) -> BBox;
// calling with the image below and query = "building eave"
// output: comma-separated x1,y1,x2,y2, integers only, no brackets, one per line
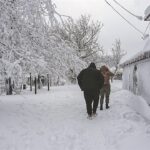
120,50,150,68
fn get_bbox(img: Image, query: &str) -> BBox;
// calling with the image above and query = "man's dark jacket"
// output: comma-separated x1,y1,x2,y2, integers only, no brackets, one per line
77,63,104,92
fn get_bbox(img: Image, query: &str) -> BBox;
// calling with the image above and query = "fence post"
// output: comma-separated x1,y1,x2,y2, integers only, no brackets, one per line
47,74,50,91
30,73,32,91
38,74,41,89
9,77,12,95
6,78,9,95
35,77,37,94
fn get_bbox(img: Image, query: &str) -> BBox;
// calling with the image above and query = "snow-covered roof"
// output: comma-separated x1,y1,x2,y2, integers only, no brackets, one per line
144,5,150,21
120,50,150,67
121,35,150,68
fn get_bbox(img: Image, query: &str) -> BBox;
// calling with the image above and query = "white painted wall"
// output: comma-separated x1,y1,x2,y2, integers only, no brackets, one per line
122,59,150,104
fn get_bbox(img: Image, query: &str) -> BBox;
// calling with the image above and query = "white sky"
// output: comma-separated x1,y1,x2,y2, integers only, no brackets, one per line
54,0,150,61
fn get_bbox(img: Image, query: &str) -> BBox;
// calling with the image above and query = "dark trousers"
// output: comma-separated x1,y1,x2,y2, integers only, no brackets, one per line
100,84,110,106
84,90,100,116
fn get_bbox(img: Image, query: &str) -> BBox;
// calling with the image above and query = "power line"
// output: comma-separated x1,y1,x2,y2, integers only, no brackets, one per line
112,0,143,20
104,0,145,37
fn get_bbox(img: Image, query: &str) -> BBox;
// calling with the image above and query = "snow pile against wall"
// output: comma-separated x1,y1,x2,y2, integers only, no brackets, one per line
122,59,150,104
120,90,150,121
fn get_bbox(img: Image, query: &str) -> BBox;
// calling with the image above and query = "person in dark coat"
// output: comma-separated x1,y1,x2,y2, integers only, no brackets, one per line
77,62,104,119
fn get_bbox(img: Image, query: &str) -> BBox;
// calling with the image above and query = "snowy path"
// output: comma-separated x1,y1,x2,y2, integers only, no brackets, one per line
0,81,150,150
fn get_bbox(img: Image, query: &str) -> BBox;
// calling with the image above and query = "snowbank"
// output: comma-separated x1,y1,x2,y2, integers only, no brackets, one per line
119,90,150,121
0,82,150,150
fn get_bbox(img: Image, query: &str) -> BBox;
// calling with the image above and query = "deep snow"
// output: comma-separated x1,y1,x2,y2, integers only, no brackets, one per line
0,81,150,150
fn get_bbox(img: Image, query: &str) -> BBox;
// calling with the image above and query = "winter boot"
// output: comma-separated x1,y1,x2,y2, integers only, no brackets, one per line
106,104,110,109
87,114,92,120
100,105,103,110
92,113,97,117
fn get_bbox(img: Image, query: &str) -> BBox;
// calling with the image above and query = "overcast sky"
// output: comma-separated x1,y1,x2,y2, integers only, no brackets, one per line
54,0,150,61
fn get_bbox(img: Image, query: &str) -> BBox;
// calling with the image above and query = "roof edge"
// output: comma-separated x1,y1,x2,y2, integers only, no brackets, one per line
120,50,150,67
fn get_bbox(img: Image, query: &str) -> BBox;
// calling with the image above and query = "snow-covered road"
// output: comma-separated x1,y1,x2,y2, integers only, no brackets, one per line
0,81,150,150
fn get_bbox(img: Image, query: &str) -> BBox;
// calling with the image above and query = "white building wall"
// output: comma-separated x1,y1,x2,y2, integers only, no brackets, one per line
122,59,150,104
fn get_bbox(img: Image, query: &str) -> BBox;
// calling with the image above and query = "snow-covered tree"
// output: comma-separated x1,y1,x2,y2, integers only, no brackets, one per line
95,54,114,69
111,39,126,73
94,39,126,72
54,15,103,63
0,0,86,94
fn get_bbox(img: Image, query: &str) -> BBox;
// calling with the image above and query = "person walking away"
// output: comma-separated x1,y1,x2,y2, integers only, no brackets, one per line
77,62,104,119
100,65,114,110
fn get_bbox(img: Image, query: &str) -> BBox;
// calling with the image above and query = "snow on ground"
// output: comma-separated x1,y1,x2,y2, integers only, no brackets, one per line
0,80,150,150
